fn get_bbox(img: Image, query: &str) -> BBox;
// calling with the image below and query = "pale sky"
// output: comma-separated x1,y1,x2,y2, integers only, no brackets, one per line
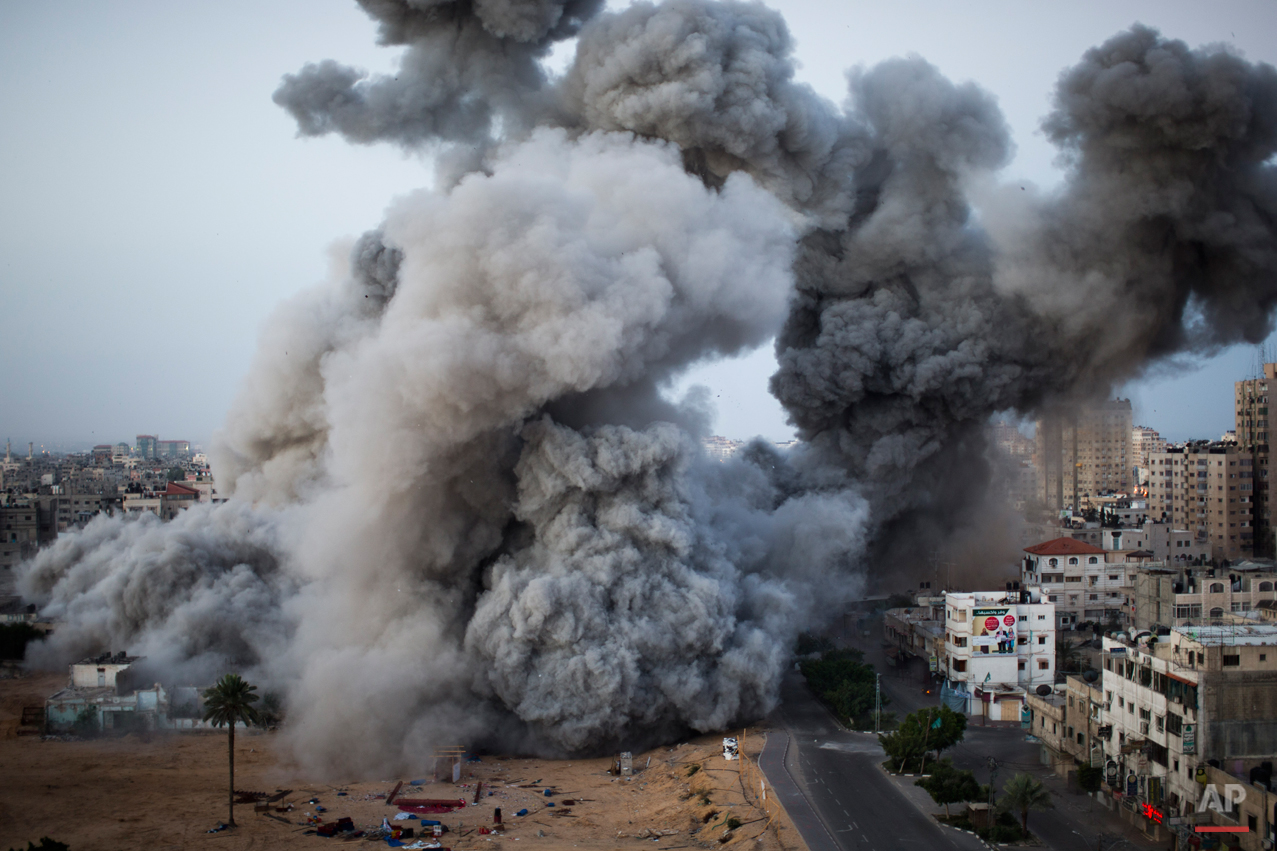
3,1,1276,450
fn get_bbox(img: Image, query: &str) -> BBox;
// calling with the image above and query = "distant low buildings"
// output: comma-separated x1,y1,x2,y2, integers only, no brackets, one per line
44,652,236,733
701,435,744,461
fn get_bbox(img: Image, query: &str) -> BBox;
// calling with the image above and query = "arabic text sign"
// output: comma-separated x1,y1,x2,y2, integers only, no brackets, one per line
973,608,1016,654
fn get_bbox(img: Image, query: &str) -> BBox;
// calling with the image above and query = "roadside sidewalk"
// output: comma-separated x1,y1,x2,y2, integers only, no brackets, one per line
759,730,840,851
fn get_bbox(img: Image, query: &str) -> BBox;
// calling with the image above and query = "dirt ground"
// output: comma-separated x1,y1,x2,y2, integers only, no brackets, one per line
0,672,808,851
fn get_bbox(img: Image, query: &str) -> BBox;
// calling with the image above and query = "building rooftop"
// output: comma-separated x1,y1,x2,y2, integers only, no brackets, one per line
1025,537,1107,556
1177,623,1277,647
74,652,140,666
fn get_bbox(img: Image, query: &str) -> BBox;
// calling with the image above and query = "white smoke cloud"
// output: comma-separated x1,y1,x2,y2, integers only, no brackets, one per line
17,3,1277,776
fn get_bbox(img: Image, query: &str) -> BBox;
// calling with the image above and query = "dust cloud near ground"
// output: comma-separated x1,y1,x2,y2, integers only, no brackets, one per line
0,673,805,851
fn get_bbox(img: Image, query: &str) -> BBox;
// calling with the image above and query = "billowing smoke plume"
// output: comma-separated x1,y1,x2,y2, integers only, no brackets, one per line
17,1,1277,774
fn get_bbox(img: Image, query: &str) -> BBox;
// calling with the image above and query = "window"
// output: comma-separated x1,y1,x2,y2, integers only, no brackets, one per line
953,659,966,672
1049,558,1058,567
1038,636,1047,645
1069,557,1079,565
1089,557,1098,564
1018,660,1025,671
1210,607,1225,618
1260,581,1273,592
1223,654,1240,667
1210,582,1225,593
1038,660,1049,670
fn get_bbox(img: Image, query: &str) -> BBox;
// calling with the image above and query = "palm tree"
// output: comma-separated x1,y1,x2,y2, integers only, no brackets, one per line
997,772,1053,834
202,673,262,827
1056,638,1084,673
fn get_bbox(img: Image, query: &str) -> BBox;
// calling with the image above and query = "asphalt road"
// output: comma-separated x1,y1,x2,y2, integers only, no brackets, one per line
799,619,1171,851
766,668,987,851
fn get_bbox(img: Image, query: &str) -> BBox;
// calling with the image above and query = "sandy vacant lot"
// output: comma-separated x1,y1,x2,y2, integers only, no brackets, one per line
1,672,807,851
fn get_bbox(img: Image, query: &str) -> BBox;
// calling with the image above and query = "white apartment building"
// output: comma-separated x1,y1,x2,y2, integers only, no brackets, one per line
942,588,1055,720
1022,538,1133,628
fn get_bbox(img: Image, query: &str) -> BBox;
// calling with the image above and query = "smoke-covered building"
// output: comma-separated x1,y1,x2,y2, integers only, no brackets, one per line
940,587,1055,720
700,435,743,462
1147,443,1254,562
1036,399,1134,513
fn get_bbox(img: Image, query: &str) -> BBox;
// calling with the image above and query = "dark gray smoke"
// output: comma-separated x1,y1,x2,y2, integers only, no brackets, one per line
17,3,1277,774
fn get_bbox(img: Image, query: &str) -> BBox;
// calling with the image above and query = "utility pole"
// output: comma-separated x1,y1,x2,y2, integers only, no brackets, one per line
874,673,882,734
987,756,999,813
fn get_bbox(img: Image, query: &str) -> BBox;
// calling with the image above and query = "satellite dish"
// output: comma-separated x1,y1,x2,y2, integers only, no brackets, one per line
1036,685,1052,696
1084,670,1099,683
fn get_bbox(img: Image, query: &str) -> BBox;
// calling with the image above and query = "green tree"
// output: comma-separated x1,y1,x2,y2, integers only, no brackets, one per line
997,773,1053,834
166,467,186,481
915,758,983,817
202,673,262,828
880,705,966,773
799,648,886,729
1076,765,1103,793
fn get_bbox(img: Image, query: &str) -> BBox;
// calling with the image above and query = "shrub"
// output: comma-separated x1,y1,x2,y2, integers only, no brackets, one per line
0,623,43,660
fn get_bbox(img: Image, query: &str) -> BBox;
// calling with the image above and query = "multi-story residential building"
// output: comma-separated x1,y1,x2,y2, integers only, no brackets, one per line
1147,442,1254,562
156,439,190,460
0,501,40,575
1236,362,1275,557
884,598,946,675
1099,623,1277,832
700,436,743,462
1131,562,1277,631
991,420,1034,458
1022,538,1134,628
940,587,1055,721
1025,673,1106,784
135,435,158,460
1036,398,1133,512
1096,523,1211,565
122,481,200,521
1132,426,1167,470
